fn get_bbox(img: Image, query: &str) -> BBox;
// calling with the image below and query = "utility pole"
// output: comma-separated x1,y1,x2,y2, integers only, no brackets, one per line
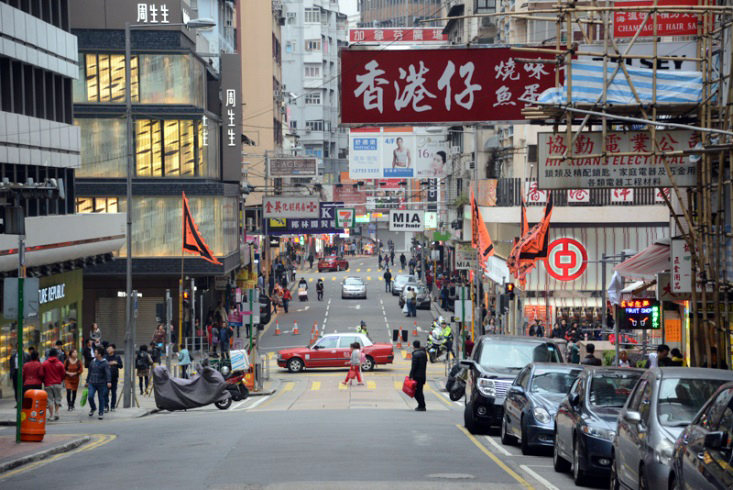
123,22,134,409
15,233,24,444
473,125,481,341
165,289,172,372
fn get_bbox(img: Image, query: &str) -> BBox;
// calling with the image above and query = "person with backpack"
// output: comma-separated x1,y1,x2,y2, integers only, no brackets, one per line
135,345,153,395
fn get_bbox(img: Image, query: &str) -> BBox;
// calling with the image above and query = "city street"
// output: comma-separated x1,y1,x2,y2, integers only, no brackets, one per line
1,259,600,490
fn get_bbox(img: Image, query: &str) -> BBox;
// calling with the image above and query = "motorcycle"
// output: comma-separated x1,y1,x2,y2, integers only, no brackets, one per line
445,361,467,401
218,366,250,409
427,327,448,363
152,365,232,411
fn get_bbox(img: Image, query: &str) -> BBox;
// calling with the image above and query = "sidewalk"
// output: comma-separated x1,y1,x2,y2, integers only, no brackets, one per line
0,434,91,474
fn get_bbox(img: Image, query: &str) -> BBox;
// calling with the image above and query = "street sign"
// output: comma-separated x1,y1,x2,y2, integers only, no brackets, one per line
614,0,699,38
3,278,40,318
389,210,425,232
455,243,477,270
335,208,356,228
453,300,473,323
263,197,319,218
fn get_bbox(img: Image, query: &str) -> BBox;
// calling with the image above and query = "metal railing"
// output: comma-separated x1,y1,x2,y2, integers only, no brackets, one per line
495,178,662,207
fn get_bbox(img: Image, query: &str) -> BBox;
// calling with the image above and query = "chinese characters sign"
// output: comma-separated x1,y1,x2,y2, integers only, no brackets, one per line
220,54,242,182
349,28,448,43
341,48,557,125
614,0,700,38
538,130,698,189
618,299,661,330
671,238,693,292
136,3,171,23
263,197,320,219
266,203,345,236
269,158,317,178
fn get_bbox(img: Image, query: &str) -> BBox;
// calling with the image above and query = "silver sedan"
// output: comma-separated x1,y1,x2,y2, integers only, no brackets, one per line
341,276,367,299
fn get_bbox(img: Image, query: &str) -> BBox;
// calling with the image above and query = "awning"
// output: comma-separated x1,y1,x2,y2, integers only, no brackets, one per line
614,239,670,278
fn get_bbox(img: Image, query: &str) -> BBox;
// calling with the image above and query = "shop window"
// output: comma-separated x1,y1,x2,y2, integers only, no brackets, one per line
74,118,127,178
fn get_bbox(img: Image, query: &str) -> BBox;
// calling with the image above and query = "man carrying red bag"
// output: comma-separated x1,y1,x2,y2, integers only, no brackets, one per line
409,340,428,411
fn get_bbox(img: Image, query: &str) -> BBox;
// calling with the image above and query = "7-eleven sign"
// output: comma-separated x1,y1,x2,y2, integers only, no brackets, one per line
336,208,356,228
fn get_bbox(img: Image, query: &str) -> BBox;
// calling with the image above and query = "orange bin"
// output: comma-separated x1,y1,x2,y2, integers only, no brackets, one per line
243,367,255,390
21,389,48,442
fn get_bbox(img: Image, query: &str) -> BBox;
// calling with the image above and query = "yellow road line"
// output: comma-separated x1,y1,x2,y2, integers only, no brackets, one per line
367,381,376,390
309,278,313,282
267,352,274,360
367,268,372,272
356,268,361,272
378,277,382,280
284,382,295,391
0,434,116,481
367,276,371,281
332,277,336,281
456,425,534,489
311,381,321,391
425,384,453,409
254,381,294,410
394,381,403,390
339,382,347,390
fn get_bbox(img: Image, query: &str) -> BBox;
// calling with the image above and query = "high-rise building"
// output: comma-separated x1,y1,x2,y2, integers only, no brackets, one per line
68,0,243,347
357,0,445,27
0,0,125,383
282,0,348,183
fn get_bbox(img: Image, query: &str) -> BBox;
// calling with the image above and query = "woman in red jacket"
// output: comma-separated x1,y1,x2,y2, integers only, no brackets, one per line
22,350,44,395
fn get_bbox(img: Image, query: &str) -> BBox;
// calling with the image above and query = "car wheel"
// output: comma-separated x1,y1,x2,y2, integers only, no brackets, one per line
318,268,323,273
287,358,304,373
500,416,518,445
464,401,482,434
609,452,621,490
553,428,571,472
573,437,588,486
669,473,682,490
520,416,533,455
639,464,650,490
361,356,375,372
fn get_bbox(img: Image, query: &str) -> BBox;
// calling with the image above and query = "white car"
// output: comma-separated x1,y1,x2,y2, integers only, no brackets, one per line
341,276,367,299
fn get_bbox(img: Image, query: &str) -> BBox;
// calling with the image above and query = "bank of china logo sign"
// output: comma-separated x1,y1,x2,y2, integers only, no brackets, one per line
545,238,587,281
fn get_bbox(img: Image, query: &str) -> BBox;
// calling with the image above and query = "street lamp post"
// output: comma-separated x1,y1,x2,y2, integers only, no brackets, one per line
122,18,216,409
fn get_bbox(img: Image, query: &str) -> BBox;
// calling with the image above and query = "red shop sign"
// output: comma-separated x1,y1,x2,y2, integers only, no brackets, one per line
340,47,558,125
613,0,701,38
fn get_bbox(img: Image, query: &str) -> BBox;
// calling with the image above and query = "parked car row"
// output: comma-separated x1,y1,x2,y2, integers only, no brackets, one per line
460,334,733,490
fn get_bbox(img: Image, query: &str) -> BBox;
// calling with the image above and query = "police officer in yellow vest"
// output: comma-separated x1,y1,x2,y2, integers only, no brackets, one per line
441,320,453,361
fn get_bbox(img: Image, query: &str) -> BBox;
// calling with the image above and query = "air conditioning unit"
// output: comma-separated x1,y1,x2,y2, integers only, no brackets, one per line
305,128,312,133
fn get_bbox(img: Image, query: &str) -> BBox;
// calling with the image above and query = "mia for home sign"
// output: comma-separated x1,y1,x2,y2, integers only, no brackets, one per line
389,210,425,232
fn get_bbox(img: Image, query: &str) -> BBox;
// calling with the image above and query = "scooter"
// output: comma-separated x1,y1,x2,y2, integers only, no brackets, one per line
298,287,308,302
152,365,232,412
427,327,448,363
217,367,249,409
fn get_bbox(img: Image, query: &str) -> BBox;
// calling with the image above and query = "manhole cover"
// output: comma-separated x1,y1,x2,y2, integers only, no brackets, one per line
427,474,475,480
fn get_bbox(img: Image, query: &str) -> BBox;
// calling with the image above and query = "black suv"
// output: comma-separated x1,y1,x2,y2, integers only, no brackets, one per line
461,335,564,434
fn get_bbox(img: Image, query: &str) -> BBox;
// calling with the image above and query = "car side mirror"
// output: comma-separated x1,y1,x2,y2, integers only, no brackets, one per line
704,431,725,450
460,359,475,368
510,385,524,395
623,411,642,425
569,392,580,407
312,345,320,350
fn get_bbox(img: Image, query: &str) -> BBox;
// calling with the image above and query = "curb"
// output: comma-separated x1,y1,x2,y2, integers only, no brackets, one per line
0,435,91,474
249,377,281,397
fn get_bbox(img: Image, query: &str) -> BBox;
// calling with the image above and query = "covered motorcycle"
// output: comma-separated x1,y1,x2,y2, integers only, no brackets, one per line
152,365,231,411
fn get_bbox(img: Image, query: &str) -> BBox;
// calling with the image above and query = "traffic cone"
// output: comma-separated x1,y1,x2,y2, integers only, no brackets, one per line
396,326,403,349
406,350,412,360
293,321,299,335
274,321,281,336
412,321,418,337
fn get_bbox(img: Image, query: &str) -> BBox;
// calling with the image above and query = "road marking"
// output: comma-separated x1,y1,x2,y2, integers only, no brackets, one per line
311,381,321,391
520,465,559,490
425,384,454,409
284,382,295,391
308,278,313,282
367,381,376,389
267,352,274,360
339,382,347,390
393,381,403,390
367,276,371,280
254,382,293,410
243,395,270,411
356,268,361,272
332,277,336,281
484,435,514,457
367,268,372,272
401,350,408,359
231,399,249,411
378,276,382,280
456,425,533,489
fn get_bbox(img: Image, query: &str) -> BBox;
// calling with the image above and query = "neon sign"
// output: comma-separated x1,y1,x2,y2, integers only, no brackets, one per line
618,298,660,330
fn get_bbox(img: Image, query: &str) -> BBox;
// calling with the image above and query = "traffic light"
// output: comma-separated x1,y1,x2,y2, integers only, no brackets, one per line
505,283,515,300
183,289,190,301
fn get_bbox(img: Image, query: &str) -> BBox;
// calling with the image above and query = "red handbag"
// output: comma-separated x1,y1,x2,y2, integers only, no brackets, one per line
402,376,417,398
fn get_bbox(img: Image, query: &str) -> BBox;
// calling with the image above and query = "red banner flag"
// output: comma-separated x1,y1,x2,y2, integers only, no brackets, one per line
507,192,553,286
471,189,495,270
182,192,222,265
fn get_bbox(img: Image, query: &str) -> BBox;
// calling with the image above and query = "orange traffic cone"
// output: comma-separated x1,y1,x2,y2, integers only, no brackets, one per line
293,322,299,335
412,321,418,337
406,350,412,360
274,321,281,336
396,326,403,349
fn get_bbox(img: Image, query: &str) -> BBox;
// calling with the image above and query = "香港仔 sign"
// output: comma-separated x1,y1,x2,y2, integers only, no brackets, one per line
341,47,558,125
538,130,697,189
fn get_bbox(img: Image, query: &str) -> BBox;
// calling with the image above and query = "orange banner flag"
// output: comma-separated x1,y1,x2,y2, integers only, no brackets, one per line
471,188,495,270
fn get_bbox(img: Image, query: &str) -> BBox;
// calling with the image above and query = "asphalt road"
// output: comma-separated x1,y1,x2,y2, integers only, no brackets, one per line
0,257,606,489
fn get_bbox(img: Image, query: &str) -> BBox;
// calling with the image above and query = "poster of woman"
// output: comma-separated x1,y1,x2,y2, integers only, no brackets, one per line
416,135,450,179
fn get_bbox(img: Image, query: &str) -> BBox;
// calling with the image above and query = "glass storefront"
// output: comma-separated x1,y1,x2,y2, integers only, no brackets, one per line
0,269,83,384
76,196,239,258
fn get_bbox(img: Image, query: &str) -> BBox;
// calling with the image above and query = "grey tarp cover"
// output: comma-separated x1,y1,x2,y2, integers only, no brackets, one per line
153,366,231,411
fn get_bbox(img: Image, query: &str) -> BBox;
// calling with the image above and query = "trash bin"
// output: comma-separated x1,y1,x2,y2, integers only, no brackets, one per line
21,389,48,442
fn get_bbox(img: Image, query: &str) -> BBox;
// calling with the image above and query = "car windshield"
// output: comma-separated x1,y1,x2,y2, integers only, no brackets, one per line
530,369,582,395
477,341,562,369
657,378,728,427
344,278,363,286
589,372,642,408
395,275,415,285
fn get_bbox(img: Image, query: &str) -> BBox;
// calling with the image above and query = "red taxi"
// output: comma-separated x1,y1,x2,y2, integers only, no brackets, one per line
277,333,394,373
317,255,349,272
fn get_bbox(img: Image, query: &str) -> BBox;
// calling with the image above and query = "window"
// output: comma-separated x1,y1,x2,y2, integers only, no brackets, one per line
304,92,321,105
657,378,728,427
589,372,642,408
475,0,496,12
77,54,139,103
76,197,124,214
305,120,324,132
304,65,320,78
286,12,296,24
304,145,323,158
286,41,294,53
316,337,338,349
530,369,582,395
305,39,322,51
638,381,653,425
515,367,531,389
338,335,360,348
290,120,297,130
304,7,320,23
75,118,127,177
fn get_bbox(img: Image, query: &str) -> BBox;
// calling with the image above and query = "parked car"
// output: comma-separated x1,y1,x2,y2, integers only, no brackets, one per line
392,274,417,296
670,381,733,490
399,282,430,309
461,335,565,434
612,367,732,490
341,276,367,299
553,367,644,485
501,363,583,454
318,255,349,272
277,333,394,373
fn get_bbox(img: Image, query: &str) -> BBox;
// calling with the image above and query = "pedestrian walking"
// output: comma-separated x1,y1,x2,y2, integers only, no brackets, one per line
105,344,122,412
567,341,581,364
528,318,545,337
45,340,66,362
390,250,395,266
178,344,191,379
89,323,102,346
581,343,603,366
409,340,427,411
283,288,292,313
400,253,406,270
85,346,111,420
406,287,417,317
64,348,83,411
219,321,232,360
316,278,324,301
210,323,220,357
377,253,383,270
136,345,153,394
341,342,364,386
383,268,392,292
42,349,65,421
81,338,94,370
308,253,314,269
152,323,166,345
22,350,44,397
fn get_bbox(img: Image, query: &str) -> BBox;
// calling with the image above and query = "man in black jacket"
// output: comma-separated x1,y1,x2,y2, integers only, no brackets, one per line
105,344,123,412
409,340,428,411
383,268,392,292
581,343,603,366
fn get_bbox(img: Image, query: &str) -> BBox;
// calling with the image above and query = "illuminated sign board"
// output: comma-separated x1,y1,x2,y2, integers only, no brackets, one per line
618,299,660,330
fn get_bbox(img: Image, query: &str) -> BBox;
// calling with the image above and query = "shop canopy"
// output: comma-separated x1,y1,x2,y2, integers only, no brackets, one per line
613,238,670,278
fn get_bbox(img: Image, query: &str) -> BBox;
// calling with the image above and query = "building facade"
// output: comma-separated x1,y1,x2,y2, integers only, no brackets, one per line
68,0,242,348
282,0,348,183
357,0,446,27
0,0,125,384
